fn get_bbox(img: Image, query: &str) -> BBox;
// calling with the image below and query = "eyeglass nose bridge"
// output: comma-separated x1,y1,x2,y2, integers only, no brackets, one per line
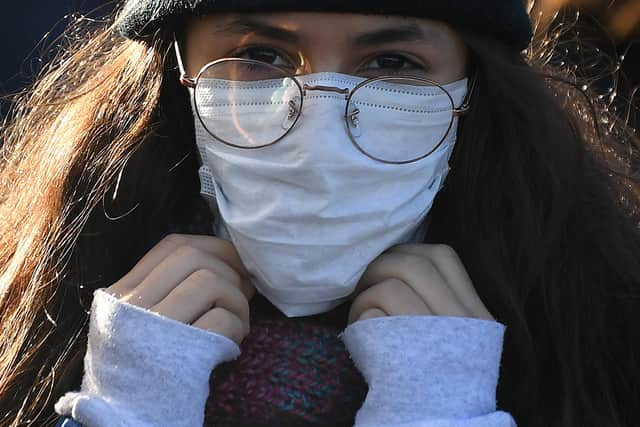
299,83,359,128
302,84,350,99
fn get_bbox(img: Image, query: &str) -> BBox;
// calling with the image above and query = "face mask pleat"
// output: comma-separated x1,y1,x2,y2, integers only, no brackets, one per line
191,72,468,317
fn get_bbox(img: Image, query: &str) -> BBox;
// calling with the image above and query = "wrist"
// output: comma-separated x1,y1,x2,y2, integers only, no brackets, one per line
341,315,506,424
54,289,240,426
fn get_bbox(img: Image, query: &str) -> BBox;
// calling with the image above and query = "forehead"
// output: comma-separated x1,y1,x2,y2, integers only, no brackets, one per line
186,12,455,45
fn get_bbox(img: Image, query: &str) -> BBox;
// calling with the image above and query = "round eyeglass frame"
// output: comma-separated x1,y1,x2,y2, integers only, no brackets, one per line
175,40,476,165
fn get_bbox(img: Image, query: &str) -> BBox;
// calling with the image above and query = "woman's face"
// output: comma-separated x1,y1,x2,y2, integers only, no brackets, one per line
183,12,467,84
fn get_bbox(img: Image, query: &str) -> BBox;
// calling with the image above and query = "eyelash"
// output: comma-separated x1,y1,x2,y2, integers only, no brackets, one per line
230,45,428,75
231,45,299,71
358,52,426,75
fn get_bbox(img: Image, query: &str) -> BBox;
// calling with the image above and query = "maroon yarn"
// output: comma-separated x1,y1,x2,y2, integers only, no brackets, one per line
204,294,368,427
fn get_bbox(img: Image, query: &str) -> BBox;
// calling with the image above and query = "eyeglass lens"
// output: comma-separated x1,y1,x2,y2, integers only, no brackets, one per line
194,60,455,162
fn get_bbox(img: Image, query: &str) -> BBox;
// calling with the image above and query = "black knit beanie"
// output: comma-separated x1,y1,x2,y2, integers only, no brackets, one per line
118,0,533,51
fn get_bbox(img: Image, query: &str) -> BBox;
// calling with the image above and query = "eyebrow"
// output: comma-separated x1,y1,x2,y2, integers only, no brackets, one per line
217,18,301,43
218,18,433,46
352,24,433,46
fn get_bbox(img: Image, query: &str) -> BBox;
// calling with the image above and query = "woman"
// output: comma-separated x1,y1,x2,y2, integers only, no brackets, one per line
0,1,638,426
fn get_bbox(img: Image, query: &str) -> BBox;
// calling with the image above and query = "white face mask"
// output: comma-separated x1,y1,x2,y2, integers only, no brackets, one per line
191,72,468,317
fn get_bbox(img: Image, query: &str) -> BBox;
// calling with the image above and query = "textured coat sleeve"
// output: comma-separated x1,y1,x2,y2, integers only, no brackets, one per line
341,315,516,427
54,288,241,427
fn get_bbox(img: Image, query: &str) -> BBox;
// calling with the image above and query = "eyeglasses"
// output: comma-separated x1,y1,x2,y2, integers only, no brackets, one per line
175,41,475,164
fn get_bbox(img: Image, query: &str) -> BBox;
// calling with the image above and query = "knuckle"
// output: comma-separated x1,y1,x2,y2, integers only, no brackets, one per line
373,279,430,316
207,308,244,344
381,277,408,290
353,283,385,309
360,308,387,320
106,280,130,297
121,291,147,308
203,309,227,331
119,292,135,304
174,244,205,260
231,289,251,330
430,244,458,260
394,284,424,304
350,290,369,312
402,253,431,271
236,291,251,320
412,253,436,269
189,268,224,286
168,281,205,304
163,233,186,248
229,301,250,338
216,237,235,252
176,247,241,285
350,287,389,323
373,280,404,299
393,243,421,252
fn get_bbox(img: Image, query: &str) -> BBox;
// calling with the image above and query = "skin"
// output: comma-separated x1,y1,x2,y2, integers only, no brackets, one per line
183,13,467,82
106,13,494,346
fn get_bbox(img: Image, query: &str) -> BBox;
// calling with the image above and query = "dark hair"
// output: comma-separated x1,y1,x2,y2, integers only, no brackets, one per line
0,8,638,427
430,31,640,426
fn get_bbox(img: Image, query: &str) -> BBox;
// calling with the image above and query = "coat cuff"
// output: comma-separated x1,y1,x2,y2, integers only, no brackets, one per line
54,288,240,427
341,315,512,426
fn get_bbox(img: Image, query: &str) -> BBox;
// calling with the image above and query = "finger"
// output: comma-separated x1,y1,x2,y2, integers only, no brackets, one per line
108,234,251,297
349,278,431,324
390,244,494,320
150,269,250,332
358,252,469,317
192,307,246,345
123,246,253,307
122,246,252,308
359,308,388,321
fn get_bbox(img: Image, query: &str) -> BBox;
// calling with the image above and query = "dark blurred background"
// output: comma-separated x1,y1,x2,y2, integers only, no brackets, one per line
0,1,114,116
0,0,638,124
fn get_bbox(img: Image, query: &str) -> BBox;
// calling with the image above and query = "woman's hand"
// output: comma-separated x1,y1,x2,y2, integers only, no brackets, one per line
105,234,255,345
348,243,494,324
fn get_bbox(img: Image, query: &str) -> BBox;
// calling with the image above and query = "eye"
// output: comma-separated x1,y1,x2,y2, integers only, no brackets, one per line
358,53,427,76
232,46,296,71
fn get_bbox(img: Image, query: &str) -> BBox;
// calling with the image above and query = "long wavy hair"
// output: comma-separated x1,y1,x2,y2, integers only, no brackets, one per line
0,4,638,427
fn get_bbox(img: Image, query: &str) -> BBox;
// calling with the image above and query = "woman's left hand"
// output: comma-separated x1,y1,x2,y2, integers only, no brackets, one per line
348,244,495,324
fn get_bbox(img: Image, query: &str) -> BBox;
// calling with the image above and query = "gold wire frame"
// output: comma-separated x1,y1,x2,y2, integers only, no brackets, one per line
174,39,476,165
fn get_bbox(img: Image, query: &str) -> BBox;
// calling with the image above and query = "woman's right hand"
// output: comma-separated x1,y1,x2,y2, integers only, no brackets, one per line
105,234,255,345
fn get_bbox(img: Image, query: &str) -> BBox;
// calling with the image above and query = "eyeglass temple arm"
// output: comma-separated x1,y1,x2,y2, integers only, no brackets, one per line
452,73,477,117
174,36,197,89
452,75,476,116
